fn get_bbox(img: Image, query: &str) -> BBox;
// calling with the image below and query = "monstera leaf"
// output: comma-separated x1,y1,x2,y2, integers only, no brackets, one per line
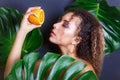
6,52,98,80
0,7,43,67
66,0,120,55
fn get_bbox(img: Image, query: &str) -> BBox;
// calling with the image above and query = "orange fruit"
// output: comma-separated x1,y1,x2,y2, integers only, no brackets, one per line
28,8,45,25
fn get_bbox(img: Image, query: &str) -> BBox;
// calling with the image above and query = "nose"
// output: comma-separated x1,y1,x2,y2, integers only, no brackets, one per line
53,22,60,29
53,23,57,29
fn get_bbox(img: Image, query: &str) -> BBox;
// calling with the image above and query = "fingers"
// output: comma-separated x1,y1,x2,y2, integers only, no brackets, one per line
20,6,43,32
25,6,44,27
23,11,36,20
25,12,42,27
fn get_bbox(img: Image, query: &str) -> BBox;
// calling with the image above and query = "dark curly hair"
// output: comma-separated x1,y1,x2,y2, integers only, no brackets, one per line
65,8,105,77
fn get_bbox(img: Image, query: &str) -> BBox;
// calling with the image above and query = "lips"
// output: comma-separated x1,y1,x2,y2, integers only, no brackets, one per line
50,30,56,36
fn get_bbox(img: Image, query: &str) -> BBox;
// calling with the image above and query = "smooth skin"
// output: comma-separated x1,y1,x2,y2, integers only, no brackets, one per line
4,6,94,79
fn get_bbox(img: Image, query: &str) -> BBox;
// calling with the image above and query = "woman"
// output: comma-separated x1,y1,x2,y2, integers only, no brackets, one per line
4,6,104,78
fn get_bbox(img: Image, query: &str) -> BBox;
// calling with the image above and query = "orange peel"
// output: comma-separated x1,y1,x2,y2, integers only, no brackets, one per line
28,8,45,25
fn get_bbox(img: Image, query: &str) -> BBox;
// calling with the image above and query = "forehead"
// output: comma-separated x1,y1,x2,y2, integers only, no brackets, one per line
62,12,81,26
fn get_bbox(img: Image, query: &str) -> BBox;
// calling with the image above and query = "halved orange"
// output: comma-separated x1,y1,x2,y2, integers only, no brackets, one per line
28,8,45,25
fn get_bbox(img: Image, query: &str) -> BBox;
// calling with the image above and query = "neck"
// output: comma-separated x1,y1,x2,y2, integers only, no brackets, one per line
59,45,78,58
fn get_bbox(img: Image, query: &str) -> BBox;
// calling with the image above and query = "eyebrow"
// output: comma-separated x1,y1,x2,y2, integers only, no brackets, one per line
62,14,74,22
63,20,69,23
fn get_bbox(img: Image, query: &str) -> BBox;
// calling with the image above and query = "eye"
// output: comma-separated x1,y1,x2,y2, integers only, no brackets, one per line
62,22,69,28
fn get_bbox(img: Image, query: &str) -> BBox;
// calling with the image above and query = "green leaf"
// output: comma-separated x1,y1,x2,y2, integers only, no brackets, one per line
66,0,120,55
21,28,43,57
23,52,39,80
6,52,97,80
0,7,22,67
76,0,100,3
6,52,39,80
78,71,98,80
62,61,86,80
47,54,75,80
5,60,23,80
35,52,60,80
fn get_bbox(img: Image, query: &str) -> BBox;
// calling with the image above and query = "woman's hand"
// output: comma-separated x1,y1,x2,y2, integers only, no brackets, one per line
20,6,42,34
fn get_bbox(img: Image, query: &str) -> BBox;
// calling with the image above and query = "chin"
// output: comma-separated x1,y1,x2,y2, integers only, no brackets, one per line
49,37,57,44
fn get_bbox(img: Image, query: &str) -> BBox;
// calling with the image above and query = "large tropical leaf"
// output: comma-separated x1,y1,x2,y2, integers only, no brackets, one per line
0,7,43,67
62,61,87,80
66,0,120,55
35,52,60,80
6,52,98,80
23,52,39,80
47,54,75,80
5,52,39,80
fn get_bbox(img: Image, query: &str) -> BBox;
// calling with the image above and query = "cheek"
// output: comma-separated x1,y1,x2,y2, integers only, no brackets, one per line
59,30,75,44
49,28,76,45
56,31,64,42
49,30,64,44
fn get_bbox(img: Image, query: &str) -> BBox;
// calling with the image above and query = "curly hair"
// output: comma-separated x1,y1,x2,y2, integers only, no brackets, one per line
65,8,105,77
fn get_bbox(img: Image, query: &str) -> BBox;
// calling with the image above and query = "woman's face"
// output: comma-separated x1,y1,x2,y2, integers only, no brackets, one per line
49,12,81,46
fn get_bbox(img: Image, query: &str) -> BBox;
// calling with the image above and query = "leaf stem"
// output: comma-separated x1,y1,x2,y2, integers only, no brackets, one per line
96,3,100,18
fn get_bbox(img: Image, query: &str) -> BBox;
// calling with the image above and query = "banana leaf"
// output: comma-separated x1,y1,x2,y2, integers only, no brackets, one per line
0,7,43,67
65,0,120,55
6,52,98,80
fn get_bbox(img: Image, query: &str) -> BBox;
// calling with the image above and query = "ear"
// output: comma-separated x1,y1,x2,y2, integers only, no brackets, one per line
72,36,82,45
